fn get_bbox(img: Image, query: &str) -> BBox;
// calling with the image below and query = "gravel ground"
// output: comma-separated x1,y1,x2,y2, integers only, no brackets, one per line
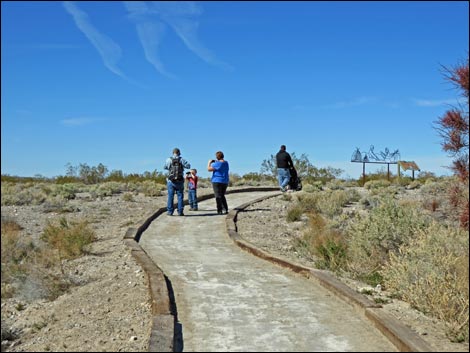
1,186,468,352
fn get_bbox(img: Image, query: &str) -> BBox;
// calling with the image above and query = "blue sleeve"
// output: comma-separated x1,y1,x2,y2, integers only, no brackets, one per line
164,158,171,170
181,158,191,169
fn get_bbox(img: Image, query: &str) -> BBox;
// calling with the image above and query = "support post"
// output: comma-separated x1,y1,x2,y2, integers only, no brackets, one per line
362,162,366,186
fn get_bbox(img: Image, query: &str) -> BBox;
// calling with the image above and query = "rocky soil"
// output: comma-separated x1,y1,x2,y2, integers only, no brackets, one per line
1,186,468,352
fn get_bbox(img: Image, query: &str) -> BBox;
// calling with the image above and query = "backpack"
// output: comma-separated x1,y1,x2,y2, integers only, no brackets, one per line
168,157,184,182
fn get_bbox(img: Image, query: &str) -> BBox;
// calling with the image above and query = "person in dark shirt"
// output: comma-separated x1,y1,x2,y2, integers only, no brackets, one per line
276,145,294,192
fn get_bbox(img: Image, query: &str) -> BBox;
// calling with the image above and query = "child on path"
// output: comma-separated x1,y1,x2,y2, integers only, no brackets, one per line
186,169,199,211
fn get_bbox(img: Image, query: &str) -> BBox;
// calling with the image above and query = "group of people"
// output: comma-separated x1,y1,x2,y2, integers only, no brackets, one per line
164,145,294,216
164,148,229,216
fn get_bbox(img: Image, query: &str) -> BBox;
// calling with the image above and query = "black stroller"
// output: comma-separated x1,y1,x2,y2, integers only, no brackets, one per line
288,166,302,191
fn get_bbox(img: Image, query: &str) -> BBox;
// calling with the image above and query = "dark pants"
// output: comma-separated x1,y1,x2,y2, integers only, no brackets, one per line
212,182,228,213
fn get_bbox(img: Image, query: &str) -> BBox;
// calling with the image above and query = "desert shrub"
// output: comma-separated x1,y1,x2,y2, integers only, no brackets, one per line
364,179,391,190
91,181,127,198
197,179,210,189
297,193,320,213
317,190,350,217
296,189,360,218
396,176,415,186
240,172,276,185
298,213,347,271
417,171,437,182
325,179,345,190
122,192,134,202
125,182,140,193
420,177,466,226
3,217,96,301
1,182,48,206
228,173,241,186
420,178,451,194
233,179,262,187
24,248,74,300
52,183,81,200
42,196,78,213
1,219,32,295
346,197,431,284
138,180,165,197
41,217,96,260
0,219,69,301
302,182,323,193
406,180,421,190
281,193,293,202
286,205,303,222
382,222,469,342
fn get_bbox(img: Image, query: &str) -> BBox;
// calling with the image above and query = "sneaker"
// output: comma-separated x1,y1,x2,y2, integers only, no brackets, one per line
222,210,228,215
167,212,173,216
178,212,184,216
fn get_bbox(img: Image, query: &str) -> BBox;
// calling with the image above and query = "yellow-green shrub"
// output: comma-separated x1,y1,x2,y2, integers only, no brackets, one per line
346,197,430,283
41,217,96,260
382,222,469,342
1,220,32,296
298,213,347,271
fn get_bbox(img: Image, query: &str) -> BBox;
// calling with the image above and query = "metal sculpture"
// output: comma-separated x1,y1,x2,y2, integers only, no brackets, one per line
351,145,401,184
351,146,400,163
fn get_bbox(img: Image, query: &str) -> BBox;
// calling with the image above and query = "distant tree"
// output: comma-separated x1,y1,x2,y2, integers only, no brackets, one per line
65,163,78,177
260,155,277,176
435,57,469,229
260,152,343,182
107,169,125,182
64,163,110,184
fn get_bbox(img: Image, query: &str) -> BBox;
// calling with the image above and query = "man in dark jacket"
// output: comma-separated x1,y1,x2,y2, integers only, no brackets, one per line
276,145,293,192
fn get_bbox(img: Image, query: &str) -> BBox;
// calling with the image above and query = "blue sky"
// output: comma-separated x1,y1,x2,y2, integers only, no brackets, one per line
2,1,469,179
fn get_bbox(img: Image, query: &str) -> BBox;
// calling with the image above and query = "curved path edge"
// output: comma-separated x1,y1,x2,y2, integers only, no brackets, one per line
122,187,278,352
226,193,434,352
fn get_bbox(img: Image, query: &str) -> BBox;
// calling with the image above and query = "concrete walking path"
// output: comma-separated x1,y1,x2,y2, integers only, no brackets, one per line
139,191,397,352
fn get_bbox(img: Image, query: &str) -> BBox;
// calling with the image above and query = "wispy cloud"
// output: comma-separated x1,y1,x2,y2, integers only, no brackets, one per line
60,117,100,126
324,96,377,109
124,1,232,77
16,43,82,50
63,1,127,80
412,98,460,107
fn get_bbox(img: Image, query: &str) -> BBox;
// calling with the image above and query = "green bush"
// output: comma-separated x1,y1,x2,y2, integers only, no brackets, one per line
302,182,323,193
286,205,303,222
52,183,80,200
41,217,96,260
364,179,392,190
299,213,347,271
138,180,165,197
346,197,431,283
382,222,469,342
1,220,32,291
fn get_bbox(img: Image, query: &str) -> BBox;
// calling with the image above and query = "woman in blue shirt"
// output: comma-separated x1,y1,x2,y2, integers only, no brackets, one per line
207,151,230,214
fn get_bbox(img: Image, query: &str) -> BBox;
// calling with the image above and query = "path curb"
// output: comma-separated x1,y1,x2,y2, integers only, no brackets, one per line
226,193,434,352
